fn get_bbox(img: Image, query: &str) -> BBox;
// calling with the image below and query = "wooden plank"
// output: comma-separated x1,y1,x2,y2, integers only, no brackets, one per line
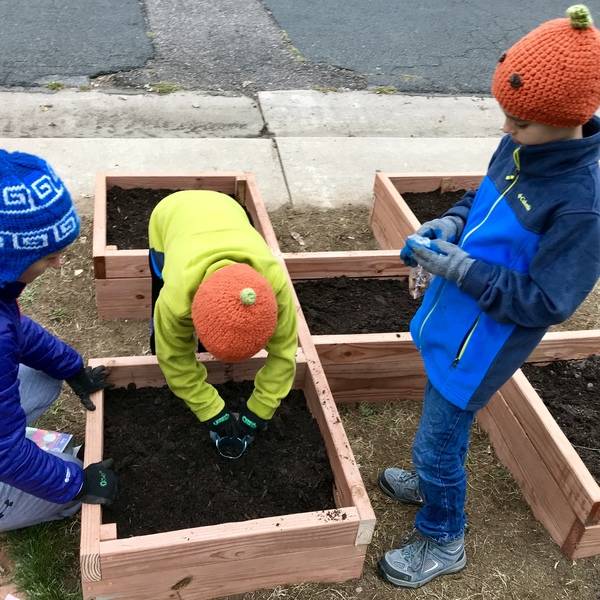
95,278,151,320
371,173,484,249
303,368,376,545
92,352,307,390
105,173,239,193
243,173,281,251
85,543,366,600
99,509,359,577
477,390,576,547
104,250,148,279
283,250,409,280
529,330,600,363
562,522,600,560
371,173,418,249
386,173,483,194
92,174,108,279
80,385,104,583
100,523,118,541
268,247,376,545
498,371,600,526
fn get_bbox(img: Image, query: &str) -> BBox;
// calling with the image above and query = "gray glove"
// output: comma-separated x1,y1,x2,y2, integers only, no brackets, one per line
417,215,464,243
407,237,475,286
401,216,465,268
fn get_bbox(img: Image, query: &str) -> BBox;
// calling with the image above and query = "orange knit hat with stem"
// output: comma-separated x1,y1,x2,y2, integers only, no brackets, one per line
192,263,278,362
492,5,600,127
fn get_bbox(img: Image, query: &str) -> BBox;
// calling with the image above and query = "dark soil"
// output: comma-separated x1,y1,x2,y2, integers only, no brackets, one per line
521,355,600,482
401,190,466,223
106,187,176,249
102,381,334,537
269,204,378,252
295,277,421,334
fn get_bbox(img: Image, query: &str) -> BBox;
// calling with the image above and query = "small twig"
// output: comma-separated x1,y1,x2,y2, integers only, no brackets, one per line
572,444,600,453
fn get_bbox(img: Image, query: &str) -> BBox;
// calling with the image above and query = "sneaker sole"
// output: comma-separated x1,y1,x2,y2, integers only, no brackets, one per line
378,476,424,507
378,554,467,589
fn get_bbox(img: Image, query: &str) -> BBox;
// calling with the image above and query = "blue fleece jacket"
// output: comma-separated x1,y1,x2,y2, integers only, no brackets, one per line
0,282,84,503
411,117,600,411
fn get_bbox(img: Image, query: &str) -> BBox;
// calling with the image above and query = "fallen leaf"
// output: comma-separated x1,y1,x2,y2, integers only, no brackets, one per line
290,231,305,246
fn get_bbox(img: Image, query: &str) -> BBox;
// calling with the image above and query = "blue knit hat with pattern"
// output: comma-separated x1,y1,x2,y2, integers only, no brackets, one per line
0,150,80,284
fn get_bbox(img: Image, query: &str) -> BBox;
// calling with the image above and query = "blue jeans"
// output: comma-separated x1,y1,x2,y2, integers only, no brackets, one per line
413,380,476,544
0,365,81,532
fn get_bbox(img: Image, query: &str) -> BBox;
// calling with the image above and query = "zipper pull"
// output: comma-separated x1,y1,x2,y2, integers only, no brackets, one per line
505,174,515,180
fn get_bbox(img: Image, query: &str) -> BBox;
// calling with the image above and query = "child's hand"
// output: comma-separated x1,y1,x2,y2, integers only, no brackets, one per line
407,238,475,286
416,216,464,243
67,365,112,411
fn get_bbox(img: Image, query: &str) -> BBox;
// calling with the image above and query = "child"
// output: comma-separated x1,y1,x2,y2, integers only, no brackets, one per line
378,4,600,588
148,190,297,456
0,151,118,532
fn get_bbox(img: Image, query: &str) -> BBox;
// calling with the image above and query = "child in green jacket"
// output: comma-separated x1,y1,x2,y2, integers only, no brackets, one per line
148,191,298,456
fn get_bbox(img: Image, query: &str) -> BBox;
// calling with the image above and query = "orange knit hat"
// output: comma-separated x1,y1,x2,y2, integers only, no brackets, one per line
492,5,600,127
192,263,278,362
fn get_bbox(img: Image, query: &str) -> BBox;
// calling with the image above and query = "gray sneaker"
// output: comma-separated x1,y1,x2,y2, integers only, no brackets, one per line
378,530,466,588
378,468,424,506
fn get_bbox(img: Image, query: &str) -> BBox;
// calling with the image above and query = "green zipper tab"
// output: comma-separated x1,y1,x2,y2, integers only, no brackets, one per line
452,315,481,367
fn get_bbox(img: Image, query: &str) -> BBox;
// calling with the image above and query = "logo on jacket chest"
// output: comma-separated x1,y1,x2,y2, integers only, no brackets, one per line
517,193,532,211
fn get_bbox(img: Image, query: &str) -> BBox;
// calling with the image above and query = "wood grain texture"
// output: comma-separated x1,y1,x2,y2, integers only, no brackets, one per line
561,521,600,559
283,250,409,279
95,278,151,320
84,543,367,600
88,352,307,389
498,371,600,526
80,386,104,583
477,390,576,547
99,509,359,577
371,173,484,249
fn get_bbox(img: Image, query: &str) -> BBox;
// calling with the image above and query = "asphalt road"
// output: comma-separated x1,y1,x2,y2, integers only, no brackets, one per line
1,0,599,94
261,0,600,93
0,0,152,86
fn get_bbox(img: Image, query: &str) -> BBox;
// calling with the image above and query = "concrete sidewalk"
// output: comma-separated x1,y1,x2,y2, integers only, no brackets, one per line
0,88,506,211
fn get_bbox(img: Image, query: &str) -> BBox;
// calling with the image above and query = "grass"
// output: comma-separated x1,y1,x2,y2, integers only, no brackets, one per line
6,520,82,600
4,217,600,599
150,81,181,95
371,85,397,95
281,30,306,63
46,82,64,91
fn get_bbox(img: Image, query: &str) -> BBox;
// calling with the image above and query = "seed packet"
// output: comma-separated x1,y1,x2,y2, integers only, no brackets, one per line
25,427,74,454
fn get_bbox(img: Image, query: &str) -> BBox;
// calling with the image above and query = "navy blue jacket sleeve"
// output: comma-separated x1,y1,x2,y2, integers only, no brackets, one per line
0,318,83,503
19,316,83,379
461,210,600,327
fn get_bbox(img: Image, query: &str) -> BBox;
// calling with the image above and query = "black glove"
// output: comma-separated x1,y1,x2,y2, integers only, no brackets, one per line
77,459,118,505
239,406,268,441
205,408,239,439
67,365,111,411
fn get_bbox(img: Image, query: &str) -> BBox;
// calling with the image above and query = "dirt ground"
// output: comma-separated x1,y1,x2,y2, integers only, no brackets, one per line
4,208,600,599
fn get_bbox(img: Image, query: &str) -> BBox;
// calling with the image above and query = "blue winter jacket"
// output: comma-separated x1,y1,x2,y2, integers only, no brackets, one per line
412,117,600,411
0,282,84,503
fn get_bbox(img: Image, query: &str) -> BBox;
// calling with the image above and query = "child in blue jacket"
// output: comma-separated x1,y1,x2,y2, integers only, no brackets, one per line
378,5,600,589
0,151,117,532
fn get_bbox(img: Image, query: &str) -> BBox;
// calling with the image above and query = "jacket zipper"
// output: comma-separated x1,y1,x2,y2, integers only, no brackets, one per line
451,315,481,367
461,147,521,247
416,147,521,349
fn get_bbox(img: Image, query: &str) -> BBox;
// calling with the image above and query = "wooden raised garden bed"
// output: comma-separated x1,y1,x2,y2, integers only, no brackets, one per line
81,350,375,599
93,172,279,320
93,173,412,321
371,172,484,248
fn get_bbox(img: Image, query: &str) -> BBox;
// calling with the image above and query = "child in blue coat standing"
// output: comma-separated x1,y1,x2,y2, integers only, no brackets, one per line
378,5,600,588
0,151,117,532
